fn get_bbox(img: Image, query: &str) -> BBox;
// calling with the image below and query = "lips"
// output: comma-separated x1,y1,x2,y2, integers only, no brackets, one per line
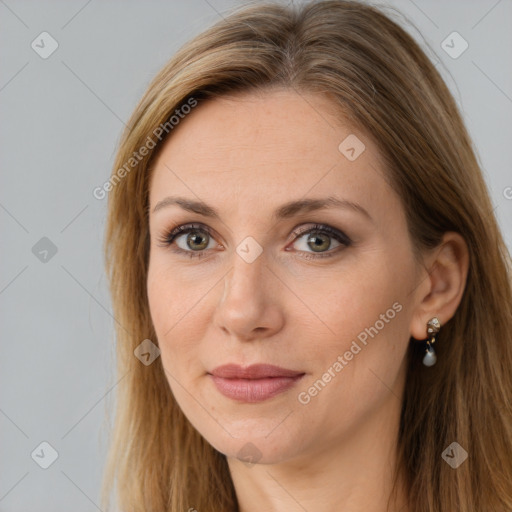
210,363,304,379
208,364,305,402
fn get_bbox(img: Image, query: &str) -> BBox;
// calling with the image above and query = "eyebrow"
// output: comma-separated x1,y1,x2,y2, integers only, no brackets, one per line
152,195,372,222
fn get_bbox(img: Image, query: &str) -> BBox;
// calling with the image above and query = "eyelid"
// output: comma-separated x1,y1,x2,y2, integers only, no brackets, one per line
155,223,220,248
289,223,352,246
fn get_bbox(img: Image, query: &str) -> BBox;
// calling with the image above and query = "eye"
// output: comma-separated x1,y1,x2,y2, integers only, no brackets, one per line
156,223,220,258
288,223,352,259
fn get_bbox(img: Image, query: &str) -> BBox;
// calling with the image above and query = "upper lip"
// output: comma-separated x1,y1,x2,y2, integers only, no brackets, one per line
210,363,304,379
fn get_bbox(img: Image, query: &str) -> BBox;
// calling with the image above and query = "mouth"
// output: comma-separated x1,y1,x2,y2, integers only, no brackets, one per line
208,363,306,403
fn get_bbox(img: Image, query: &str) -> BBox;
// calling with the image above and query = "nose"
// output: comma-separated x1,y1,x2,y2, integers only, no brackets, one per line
212,252,285,342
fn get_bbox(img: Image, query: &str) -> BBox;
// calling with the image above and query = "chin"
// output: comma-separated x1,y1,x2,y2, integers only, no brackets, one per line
201,426,303,467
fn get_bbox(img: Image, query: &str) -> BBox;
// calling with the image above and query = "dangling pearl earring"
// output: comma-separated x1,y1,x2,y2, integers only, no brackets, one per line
423,317,440,367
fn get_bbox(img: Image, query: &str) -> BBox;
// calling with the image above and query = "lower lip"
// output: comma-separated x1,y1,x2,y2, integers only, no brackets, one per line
210,374,305,403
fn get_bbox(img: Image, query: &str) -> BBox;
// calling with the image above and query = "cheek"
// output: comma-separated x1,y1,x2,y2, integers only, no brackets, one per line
147,255,210,333
147,264,189,362
291,268,410,438
147,268,177,338
290,252,413,395
290,259,403,343
146,259,216,376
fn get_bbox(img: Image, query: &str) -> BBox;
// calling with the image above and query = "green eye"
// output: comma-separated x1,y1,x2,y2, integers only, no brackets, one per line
291,223,351,257
306,232,332,252
184,230,210,251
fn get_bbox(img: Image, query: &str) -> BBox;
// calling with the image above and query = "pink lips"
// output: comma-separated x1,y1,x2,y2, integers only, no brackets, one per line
209,364,305,403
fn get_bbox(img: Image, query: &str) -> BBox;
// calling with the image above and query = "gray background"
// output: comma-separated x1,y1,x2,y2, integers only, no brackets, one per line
1,0,511,510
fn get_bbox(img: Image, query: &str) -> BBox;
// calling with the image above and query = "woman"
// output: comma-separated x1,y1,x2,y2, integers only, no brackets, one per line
101,1,512,511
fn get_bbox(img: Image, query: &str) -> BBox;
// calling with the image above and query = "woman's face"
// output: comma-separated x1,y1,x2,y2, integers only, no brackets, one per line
147,89,422,465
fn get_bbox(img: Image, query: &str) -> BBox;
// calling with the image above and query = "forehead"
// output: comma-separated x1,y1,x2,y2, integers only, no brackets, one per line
149,89,393,216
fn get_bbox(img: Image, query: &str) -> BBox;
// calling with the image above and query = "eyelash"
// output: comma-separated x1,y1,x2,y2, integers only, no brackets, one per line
156,222,352,260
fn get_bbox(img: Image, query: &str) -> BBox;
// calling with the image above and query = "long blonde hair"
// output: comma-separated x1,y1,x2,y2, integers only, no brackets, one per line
101,1,512,510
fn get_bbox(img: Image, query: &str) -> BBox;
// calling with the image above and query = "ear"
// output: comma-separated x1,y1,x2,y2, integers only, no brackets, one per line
410,232,469,341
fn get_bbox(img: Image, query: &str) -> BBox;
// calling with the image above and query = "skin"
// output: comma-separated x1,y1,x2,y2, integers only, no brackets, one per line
146,89,469,512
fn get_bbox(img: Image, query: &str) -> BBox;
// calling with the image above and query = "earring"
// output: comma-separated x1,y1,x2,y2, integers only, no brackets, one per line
423,317,440,367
